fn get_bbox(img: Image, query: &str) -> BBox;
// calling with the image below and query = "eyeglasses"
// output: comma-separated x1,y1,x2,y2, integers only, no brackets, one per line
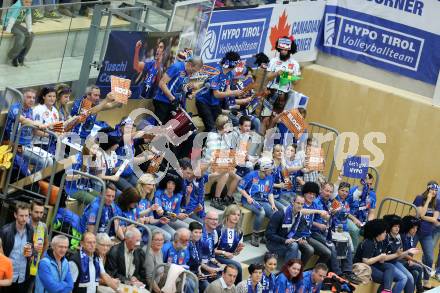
206,218,218,221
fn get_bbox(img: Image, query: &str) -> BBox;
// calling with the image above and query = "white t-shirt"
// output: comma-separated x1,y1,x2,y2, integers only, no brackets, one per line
69,257,105,293
267,56,301,93
32,104,60,145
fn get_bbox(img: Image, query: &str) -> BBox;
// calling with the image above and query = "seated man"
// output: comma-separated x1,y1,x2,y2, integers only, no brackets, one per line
180,158,207,223
347,173,377,249
293,182,331,266
162,228,191,268
265,194,304,262
68,232,119,293
238,157,285,247
105,227,146,287
302,263,328,293
205,264,238,293
80,183,124,240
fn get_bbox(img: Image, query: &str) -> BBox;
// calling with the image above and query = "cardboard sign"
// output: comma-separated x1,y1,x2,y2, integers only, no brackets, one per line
279,108,307,139
211,149,236,173
305,146,325,171
343,156,369,179
111,75,131,104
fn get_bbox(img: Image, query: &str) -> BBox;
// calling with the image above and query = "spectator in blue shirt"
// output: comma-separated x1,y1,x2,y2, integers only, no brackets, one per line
188,221,211,292
413,182,439,289
180,158,207,223
5,88,51,175
34,235,73,293
238,157,284,247
133,40,166,99
70,85,122,142
155,172,190,233
196,51,243,131
295,182,331,267
152,55,202,124
347,173,377,250
162,228,191,268
79,183,124,240
274,258,303,293
302,263,328,293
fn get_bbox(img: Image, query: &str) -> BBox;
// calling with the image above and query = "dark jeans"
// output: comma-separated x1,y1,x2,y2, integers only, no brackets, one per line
415,232,434,281
216,256,242,284
371,262,395,291
195,101,221,132
267,240,300,263
311,232,352,274
153,99,175,124
405,262,423,292
8,24,34,61
298,236,331,266
4,279,29,293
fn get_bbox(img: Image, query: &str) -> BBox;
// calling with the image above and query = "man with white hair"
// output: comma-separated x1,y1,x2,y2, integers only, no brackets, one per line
34,235,74,293
162,228,191,267
105,227,146,287
69,232,120,293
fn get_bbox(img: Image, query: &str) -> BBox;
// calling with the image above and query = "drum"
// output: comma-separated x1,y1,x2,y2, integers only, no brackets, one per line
332,231,349,259
169,108,196,144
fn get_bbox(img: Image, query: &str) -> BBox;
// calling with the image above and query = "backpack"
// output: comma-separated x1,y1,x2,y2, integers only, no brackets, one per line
322,272,356,293
352,262,372,285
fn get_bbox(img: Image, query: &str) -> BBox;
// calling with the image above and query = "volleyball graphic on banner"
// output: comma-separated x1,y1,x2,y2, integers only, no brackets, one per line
201,29,217,61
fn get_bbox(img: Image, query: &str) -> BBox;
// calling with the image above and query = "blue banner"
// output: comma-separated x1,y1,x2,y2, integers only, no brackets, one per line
317,1,440,85
96,31,181,99
343,156,369,179
96,31,147,99
201,7,273,66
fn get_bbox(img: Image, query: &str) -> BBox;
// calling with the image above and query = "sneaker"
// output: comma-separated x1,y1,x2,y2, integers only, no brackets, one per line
32,9,44,20
210,198,225,211
58,7,74,18
342,272,362,285
223,196,235,205
251,232,260,247
11,58,19,67
45,10,62,19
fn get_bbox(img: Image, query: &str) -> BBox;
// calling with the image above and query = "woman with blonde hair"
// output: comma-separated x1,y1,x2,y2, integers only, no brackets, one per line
214,204,244,284
55,83,72,122
136,174,172,241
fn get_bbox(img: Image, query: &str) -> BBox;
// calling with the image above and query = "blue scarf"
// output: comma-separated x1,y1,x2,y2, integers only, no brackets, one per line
247,278,258,293
189,241,201,265
261,271,276,293
79,249,100,284
201,227,215,260
283,205,302,239
217,227,241,252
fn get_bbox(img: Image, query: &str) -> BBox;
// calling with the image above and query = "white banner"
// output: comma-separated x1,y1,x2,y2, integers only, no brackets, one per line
264,1,326,62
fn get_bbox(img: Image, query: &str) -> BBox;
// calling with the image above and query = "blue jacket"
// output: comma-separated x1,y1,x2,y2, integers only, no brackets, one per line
34,249,74,293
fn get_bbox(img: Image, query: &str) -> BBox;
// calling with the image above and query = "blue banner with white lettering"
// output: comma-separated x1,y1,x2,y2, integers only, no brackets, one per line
343,156,369,179
201,7,273,66
317,0,440,85
96,31,147,99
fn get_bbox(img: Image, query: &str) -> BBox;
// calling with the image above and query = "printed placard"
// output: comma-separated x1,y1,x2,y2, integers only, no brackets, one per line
211,149,236,173
343,156,369,179
111,75,131,104
279,108,307,139
305,146,325,171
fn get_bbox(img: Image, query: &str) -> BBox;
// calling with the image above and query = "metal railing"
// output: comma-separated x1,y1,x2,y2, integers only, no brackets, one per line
49,170,106,241
377,197,419,219
0,87,23,198
308,121,340,182
5,125,60,203
105,215,152,250
151,263,199,293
